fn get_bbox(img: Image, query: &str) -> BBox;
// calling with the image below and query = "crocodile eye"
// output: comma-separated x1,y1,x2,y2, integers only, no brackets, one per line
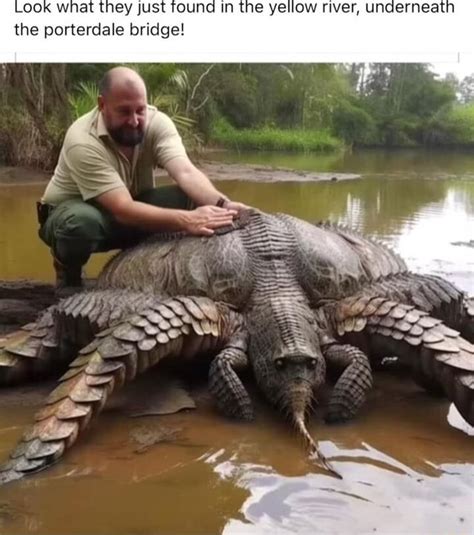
275,358,285,369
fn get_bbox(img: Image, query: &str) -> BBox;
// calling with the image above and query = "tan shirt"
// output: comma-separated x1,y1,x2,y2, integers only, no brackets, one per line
42,106,187,205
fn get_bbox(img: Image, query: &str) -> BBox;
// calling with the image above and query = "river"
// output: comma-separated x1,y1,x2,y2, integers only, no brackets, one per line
0,148,473,534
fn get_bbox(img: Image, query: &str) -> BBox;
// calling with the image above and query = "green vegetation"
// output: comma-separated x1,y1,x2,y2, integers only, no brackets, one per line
1,63,474,170
210,118,342,152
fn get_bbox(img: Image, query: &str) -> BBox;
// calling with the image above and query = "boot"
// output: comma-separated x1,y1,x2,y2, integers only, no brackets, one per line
53,257,83,297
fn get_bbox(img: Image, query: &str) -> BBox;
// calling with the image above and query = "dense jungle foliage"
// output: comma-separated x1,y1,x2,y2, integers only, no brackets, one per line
1,63,474,170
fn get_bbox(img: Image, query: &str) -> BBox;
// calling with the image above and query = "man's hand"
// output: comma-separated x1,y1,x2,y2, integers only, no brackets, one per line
182,206,237,236
223,200,249,212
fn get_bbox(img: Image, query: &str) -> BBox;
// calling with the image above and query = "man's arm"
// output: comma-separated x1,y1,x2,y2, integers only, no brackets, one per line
96,187,236,236
164,157,248,212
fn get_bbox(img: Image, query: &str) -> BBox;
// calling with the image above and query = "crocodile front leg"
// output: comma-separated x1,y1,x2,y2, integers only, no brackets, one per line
0,296,237,485
209,327,253,421
323,343,373,423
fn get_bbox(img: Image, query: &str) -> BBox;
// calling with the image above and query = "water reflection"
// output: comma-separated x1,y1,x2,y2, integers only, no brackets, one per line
221,460,471,534
0,150,473,534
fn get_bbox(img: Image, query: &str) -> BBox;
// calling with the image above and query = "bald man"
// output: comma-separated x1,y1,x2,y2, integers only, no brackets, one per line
38,67,246,292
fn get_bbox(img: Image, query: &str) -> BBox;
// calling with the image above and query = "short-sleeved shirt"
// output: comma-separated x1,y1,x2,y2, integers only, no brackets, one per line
41,106,187,206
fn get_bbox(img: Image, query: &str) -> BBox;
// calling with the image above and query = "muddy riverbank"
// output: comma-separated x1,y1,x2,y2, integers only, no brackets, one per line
0,161,360,187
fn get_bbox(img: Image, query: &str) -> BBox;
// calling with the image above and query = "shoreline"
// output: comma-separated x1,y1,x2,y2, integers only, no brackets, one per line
0,160,361,187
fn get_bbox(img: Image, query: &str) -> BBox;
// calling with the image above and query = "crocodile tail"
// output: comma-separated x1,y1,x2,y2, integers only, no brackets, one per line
333,295,474,426
0,296,226,485
0,307,60,385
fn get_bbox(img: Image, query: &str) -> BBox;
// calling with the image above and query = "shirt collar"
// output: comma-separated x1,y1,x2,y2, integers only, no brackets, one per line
96,110,109,139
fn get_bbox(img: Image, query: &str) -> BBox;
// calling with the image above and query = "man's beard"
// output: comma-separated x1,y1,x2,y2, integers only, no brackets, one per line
108,125,145,147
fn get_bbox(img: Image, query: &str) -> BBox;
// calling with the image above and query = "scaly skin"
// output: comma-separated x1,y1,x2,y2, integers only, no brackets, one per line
0,296,241,484
1,209,472,484
0,290,158,385
328,295,474,425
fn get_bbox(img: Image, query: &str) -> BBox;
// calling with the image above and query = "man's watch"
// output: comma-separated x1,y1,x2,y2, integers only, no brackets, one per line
216,196,229,208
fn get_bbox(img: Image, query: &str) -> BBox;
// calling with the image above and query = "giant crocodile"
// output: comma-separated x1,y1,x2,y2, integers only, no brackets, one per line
0,209,473,483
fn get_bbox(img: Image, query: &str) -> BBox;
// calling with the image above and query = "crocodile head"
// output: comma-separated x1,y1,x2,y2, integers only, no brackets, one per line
248,302,326,428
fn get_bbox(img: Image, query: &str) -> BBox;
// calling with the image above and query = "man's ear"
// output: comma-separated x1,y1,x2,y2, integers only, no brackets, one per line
98,95,105,111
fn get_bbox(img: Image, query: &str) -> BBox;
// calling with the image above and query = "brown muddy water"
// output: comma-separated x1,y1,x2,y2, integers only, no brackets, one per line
0,149,473,534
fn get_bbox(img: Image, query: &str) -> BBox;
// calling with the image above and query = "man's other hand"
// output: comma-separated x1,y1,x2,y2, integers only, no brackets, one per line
183,206,237,236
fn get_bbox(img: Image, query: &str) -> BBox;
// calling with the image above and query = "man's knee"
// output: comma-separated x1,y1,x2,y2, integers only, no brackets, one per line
39,200,110,265
53,203,106,241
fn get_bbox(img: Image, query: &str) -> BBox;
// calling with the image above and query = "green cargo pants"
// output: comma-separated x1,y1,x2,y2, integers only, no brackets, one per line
38,185,193,268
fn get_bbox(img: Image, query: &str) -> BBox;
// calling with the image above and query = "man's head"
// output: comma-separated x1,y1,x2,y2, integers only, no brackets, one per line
98,67,148,147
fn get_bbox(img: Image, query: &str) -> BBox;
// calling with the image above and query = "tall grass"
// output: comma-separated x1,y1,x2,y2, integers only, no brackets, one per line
210,118,343,152
442,104,474,145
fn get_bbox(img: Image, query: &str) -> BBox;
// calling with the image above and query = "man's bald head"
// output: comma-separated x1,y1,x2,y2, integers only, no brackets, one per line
99,67,147,99
98,67,148,148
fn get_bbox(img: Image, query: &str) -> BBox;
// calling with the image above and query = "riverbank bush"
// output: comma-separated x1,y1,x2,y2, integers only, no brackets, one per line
422,104,474,147
2,63,474,172
210,118,343,152
0,105,63,170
